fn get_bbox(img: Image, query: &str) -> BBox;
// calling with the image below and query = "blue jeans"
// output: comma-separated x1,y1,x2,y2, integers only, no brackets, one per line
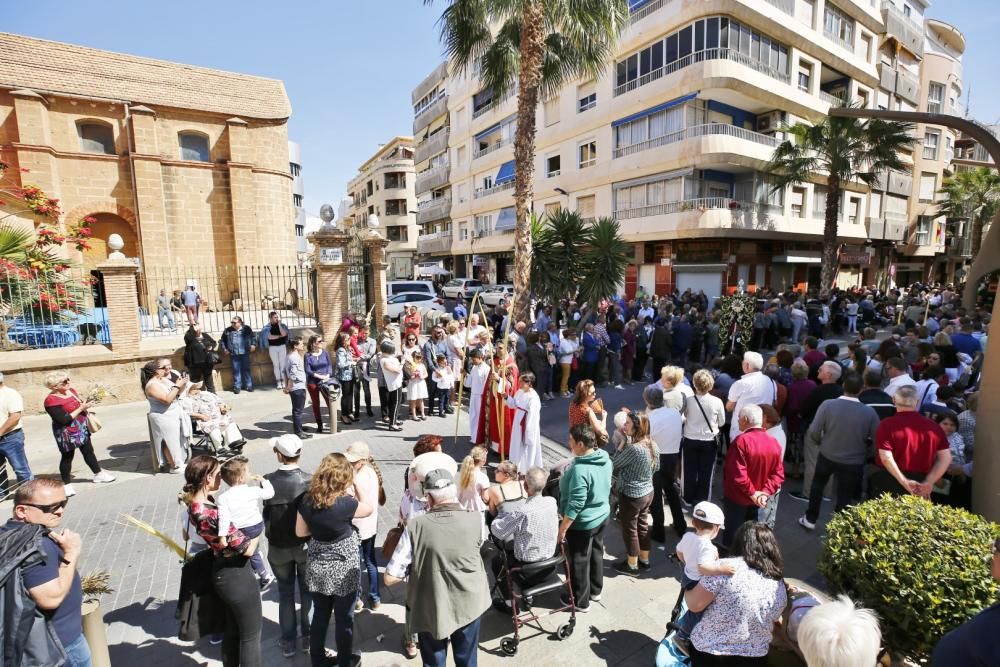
231,353,252,390
269,544,312,645
674,574,702,639
157,307,175,329
359,537,380,604
310,592,355,667
418,617,481,667
63,633,92,667
0,430,33,483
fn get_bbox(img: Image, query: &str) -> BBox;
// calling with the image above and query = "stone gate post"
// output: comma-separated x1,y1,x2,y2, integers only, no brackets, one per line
97,258,141,355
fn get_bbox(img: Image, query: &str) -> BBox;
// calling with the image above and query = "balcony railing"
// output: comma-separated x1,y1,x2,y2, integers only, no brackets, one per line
881,1,924,58
629,0,669,25
417,230,454,255
474,180,515,199
416,197,452,225
414,129,449,165
413,94,449,135
415,163,451,193
613,47,790,98
762,0,794,15
823,29,855,53
819,90,846,106
615,197,782,220
613,123,779,159
473,138,510,160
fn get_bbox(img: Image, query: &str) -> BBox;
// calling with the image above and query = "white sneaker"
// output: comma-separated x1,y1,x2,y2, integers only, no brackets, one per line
92,471,116,484
64,484,76,497
798,516,816,531
614,384,624,390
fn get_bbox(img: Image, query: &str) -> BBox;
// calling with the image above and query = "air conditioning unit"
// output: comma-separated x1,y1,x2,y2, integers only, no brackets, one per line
756,111,783,134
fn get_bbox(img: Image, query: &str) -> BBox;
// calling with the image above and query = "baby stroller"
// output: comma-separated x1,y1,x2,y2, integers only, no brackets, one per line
656,554,692,666
492,537,576,657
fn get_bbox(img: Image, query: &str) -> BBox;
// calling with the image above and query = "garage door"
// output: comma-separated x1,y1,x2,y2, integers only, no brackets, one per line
675,270,723,305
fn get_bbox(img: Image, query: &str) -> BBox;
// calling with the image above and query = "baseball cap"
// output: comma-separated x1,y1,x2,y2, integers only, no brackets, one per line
271,434,303,458
408,452,458,501
344,441,370,463
692,501,725,527
423,468,454,491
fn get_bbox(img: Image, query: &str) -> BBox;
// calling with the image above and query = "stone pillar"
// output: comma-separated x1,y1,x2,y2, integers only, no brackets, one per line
97,259,141,355
311,227,351,338
10,89,62,202
127,106,171,268
226,117,261,266
364,234,390,330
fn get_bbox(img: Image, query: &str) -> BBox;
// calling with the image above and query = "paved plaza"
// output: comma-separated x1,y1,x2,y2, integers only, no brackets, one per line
4,373,832,666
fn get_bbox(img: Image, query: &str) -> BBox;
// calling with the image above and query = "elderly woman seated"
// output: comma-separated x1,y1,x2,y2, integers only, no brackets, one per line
180,382,244,451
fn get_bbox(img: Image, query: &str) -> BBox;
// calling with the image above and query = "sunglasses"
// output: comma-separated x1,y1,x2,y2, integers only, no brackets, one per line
22,499,69,514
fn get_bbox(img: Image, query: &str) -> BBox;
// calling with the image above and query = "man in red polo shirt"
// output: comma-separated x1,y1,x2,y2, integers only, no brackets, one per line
722,404,784,548
869,385,951,498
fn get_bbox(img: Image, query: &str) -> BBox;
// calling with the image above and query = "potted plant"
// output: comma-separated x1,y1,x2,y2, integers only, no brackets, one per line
80,570,114,667
818,495,1000,665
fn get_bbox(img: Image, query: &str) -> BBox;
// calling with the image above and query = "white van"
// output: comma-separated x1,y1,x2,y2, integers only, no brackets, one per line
387,280,436,297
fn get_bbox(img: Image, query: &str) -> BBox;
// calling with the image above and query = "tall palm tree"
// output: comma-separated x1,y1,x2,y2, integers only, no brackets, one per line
427,0,629,321
936,167,1000,260
766,113,914,295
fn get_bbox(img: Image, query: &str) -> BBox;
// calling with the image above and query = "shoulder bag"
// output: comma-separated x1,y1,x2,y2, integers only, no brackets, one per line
692,394,722,449
381,523,404,561
85,410,103,434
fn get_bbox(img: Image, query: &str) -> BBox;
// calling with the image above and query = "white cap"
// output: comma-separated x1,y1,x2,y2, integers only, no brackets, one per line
271,434,303,458
407,452,458,501
692,501,725,527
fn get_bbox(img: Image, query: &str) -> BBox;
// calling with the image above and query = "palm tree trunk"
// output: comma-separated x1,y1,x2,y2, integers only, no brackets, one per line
820,176,842,296
511,0,545,324
971,211,985,260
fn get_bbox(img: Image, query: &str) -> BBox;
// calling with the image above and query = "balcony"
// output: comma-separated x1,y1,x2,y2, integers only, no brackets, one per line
613,123,779,159
947,235,972,258
629,0,670,25
411,61,448,107
894,69,920,105
884,211,908,241
474,180,515,199
819,90,847,106
874,171,913,197
416,197,452,225
615,197,782,221
414,129,449,165
417,230,453,255
613,47,790,98
823,29,855,54
762,0,794,16
881,1,924,59
413,93,449,135
415,163,450,193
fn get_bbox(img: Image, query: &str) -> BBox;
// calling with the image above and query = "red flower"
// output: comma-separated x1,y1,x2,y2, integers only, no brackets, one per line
83,216,96,224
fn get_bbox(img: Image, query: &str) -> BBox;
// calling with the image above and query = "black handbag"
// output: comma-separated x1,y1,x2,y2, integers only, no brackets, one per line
692,394,723,449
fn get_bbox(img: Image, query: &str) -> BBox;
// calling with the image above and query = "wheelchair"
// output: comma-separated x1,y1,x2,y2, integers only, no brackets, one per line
188,416,246,460
491,537,576,657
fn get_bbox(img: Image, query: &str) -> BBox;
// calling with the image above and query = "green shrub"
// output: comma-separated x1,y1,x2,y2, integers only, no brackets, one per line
818,495,999,662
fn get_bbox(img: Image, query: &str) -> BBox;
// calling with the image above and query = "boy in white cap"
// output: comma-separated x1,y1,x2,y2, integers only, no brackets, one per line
672,501,734,648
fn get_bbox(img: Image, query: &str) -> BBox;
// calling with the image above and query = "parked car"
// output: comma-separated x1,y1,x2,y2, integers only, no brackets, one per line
441,278,483,300
479,284,515,307
387,280,436,297
386,292,445,320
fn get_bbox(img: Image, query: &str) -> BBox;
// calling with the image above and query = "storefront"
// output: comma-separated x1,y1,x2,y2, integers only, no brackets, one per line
837,246,876,289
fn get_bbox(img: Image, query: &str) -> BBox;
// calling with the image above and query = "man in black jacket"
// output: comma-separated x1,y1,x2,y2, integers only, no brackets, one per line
219,317,256,394
263,435,312,657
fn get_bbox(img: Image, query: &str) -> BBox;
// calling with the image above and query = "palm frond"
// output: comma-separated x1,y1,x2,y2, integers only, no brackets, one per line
579,217,630,307
0,223,34,262
120,513,190,561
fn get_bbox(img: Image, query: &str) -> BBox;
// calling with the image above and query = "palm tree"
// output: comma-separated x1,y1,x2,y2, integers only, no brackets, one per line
766,113,914,295
936,167,1000,260
579,217,630,308
427,0,629,321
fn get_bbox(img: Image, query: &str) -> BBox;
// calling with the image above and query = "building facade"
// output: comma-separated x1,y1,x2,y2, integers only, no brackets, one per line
345,137,418,280
410,0,969,299
290,140,308,263
0,32,297,273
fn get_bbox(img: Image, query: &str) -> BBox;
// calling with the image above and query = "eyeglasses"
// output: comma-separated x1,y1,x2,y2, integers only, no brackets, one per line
21,499,69,514
159,365,172,371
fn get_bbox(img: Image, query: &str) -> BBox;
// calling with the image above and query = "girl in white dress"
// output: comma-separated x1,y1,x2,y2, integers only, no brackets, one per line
407,351,429,420
509,372,543,473
446,320,466,380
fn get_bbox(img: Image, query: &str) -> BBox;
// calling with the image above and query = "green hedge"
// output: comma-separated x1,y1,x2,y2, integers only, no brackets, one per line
818,494,999,661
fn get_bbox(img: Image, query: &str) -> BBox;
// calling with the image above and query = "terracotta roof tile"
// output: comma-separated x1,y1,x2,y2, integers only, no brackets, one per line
0,32,291,120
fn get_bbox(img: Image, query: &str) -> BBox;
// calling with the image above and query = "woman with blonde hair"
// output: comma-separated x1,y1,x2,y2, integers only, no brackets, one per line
457,446,490,513
296,453,373,666
486,460,526,518
44,370,117,496
681,369,726,505
659,366,692,411
612,412,659,575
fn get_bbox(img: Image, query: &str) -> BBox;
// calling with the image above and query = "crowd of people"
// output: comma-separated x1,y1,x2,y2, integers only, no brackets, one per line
0,279,994,667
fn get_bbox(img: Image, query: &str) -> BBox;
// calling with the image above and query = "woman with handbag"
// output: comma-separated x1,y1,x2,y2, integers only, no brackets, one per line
296,453,373,667
333,332,356,426
681,369,726,505
183,455,263,666
142,359,191,473
184,324,219,393
43,372,117,497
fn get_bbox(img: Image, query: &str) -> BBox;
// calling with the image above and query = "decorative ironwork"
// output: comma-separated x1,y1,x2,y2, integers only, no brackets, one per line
345,226,372,317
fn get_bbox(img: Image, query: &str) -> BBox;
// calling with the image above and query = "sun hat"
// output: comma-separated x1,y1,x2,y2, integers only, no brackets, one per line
344,441,371,463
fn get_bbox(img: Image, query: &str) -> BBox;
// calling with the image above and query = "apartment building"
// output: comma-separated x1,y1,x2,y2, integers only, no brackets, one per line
290,140,308,264
345,137,418,279
411,0,967,299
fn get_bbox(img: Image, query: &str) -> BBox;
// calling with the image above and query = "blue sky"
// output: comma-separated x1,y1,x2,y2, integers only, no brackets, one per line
8,0,999,215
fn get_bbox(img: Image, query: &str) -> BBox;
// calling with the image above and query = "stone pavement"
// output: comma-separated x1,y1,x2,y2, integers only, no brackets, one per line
3,364,841,666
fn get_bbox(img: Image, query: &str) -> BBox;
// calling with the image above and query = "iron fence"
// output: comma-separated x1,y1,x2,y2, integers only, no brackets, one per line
0,266,110,351
138,265,318,337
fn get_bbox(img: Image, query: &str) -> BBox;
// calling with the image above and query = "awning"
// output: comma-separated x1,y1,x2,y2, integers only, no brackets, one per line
629,0,651,9
611,92,699,128
474,113,516,141
495,161,515,185
495,206,516,231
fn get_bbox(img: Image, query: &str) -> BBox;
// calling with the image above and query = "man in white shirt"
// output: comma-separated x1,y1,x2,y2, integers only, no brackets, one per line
725,352,777,440
638,301,655,323
646,386,687,542
790,304,808,344
0,372,32,490
883,358,917,397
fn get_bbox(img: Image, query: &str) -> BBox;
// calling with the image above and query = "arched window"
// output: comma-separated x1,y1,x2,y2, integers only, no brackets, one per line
77,122,115,154
178,132,210,162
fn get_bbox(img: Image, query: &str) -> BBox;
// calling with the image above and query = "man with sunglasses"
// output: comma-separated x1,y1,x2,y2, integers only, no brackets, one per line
3,479,87,665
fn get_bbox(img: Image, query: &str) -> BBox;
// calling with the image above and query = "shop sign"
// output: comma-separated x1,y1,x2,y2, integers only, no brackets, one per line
472,254,488,267
675,241,724,263
319,247,343,265
839,252,874,266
